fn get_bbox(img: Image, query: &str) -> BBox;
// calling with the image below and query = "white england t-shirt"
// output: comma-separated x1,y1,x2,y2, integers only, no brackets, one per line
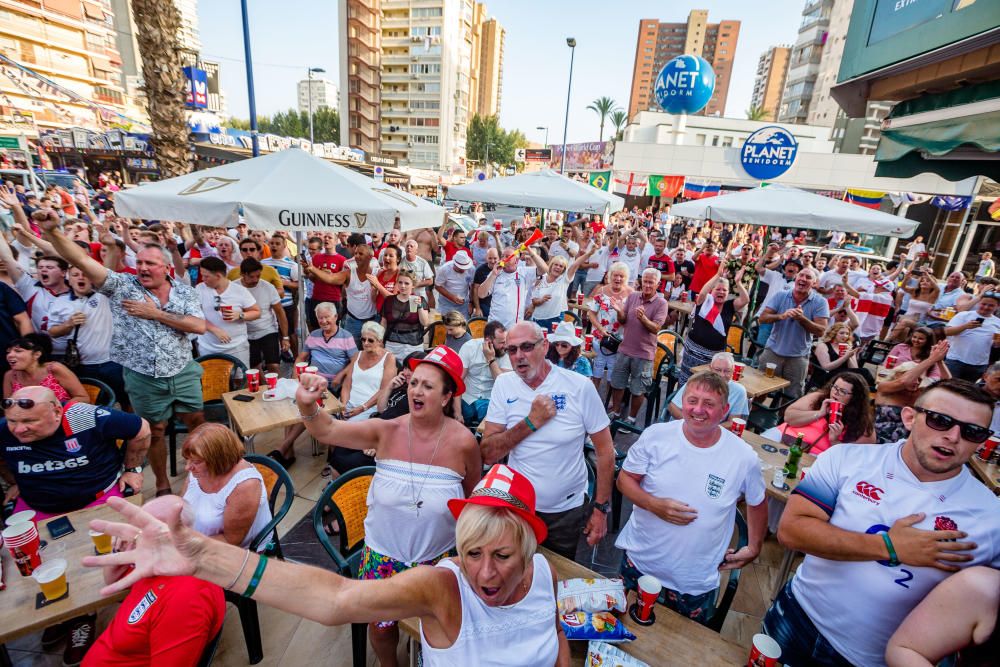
458,338,512,403
585,246,609,283
614,421,765,595
790,442,1000,667
484,364,609,512
945,310,1000,366
46,291,113,364
195,281,257,357
618,247,642,283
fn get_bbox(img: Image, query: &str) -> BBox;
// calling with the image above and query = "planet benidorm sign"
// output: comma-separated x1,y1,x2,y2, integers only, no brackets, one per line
653,55,715,115
740,125,798,180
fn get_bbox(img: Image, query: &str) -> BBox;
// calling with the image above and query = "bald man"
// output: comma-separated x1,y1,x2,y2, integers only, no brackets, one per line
1,386,150,519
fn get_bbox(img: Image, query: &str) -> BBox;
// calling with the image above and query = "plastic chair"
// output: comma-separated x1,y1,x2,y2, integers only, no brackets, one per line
426,322,448,349
705,508,748,633
78,377,115,408
468,317,487,339
643,343,674,427
747,392,797,434
168,354,247,476
860,339,895,367
196,627,223,667
313,466,375,667
726,324,749,359
562,311,580,325
222,454,295,665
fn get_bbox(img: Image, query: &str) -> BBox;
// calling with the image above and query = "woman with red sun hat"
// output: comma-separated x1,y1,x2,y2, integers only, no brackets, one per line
84,464,569,666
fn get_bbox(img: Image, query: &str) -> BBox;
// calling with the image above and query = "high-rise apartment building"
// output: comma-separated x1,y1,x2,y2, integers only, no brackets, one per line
339,0,381,155
778,0,833,124
751,46,789,121
0,0,128,130
627,10,740,119
469,3,503,119
297,77,339,114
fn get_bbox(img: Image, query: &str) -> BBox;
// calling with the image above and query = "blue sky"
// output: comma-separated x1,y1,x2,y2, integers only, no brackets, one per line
199,0,806,145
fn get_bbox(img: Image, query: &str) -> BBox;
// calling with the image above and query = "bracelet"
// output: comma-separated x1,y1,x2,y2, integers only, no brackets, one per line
880,531,900,567
524,416,537,432
242,554,269,598
226,549,251,590
299,405,322,421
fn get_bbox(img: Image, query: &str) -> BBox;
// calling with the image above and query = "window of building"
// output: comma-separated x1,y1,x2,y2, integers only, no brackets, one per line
721,136,733,147
711,136,719,146
694,134,706,146
411,7,442,17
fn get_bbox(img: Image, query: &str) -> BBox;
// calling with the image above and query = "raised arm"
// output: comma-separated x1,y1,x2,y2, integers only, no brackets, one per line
295,371,385,450
34,210,110,288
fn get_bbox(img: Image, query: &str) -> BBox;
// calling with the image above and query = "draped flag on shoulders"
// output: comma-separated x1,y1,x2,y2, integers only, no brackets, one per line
697,294,726,337
683,179,720,199
647,174,684,198
588,170,611,191
845,189,885,209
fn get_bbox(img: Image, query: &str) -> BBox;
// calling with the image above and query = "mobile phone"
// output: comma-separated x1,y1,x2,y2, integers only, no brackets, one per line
47,516,75,540
234,394,256,402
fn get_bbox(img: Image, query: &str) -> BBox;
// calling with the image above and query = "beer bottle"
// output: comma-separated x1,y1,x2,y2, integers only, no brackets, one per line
784,432,804,479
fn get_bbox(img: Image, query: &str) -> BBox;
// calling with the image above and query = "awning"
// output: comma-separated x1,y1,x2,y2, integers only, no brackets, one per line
875,80,1000,182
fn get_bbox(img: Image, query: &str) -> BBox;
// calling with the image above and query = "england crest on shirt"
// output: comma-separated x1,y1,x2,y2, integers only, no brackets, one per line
551,394,566,411
65,438,81,453
706,474,725,499
128,590,157,624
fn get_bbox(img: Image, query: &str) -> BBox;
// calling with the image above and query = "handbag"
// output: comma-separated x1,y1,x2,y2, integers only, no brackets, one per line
63,325,81,369
599,332,622,355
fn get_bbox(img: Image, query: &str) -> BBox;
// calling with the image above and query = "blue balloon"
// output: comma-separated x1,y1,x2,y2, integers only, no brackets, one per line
653,55,716,115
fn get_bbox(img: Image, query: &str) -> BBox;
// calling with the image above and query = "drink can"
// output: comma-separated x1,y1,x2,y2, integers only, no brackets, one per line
294,362,308,378
732,362,745,381
730,417,746,436
246,369,260,392
976,435,1000,462
747,633,781,667
828,400,843,424
885,354,899,370
264,372,278,390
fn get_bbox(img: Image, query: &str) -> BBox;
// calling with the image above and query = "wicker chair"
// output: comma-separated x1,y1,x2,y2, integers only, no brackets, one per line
78,377,115,408
313,467,375,667
426,322,448,349
168,354,247,476
468,317,488,339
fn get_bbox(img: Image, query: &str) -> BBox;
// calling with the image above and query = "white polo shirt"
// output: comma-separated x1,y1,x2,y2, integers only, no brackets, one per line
484,364,609,512
614,420,765,596
790,442,1000,667
945,310,1000,366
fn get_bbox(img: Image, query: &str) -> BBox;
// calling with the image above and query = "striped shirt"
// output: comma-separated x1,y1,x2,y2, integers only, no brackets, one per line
304,327,357,380
262,256,299,307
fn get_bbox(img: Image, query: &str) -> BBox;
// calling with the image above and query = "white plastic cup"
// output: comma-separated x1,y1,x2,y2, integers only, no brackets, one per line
6,510,36,526
747,633,781,667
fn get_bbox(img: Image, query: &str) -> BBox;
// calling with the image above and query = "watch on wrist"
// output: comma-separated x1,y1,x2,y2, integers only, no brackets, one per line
592,501,611,514
124,466,144,475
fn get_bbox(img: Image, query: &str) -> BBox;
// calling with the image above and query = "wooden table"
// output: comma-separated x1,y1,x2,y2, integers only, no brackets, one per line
399,548,747,666
0,496,142,647
667,300,693,335
693,364,791,400
968,455,1000,495
222,388,343,454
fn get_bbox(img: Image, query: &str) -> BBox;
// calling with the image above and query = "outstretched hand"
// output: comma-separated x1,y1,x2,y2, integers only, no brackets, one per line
82,496,204,596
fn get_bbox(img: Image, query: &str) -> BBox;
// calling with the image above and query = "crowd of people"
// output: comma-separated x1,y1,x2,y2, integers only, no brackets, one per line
0,183,998,667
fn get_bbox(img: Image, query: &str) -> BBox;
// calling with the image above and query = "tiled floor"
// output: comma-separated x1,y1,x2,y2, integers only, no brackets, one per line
6,417,798,666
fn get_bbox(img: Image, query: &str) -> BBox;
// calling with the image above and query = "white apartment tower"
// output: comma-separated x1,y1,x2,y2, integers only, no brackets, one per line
778,0,834,124
298,78,339,114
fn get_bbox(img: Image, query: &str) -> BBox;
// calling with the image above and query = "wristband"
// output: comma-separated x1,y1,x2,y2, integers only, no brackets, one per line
227,549,251,590
524,416,537,432
880,531,900,567
242,554,269,598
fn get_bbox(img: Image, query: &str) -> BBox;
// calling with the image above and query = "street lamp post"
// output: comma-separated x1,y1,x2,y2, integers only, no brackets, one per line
239,0,259,157
306,67,326,145
536,126,549,148
560,38,576,174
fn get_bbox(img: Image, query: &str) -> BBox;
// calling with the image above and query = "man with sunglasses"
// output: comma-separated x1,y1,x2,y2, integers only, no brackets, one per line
480,321,615,559
942,291,1000,382
763,379,1000,667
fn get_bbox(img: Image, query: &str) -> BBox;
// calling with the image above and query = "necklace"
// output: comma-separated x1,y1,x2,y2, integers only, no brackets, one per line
406,416,445,516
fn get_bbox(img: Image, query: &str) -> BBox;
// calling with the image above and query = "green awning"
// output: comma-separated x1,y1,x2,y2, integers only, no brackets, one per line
875,80,1000,182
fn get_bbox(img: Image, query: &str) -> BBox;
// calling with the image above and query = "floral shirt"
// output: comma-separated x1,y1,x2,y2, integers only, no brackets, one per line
99,270,204,378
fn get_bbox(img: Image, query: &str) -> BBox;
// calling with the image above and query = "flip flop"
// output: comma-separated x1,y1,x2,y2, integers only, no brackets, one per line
267,449,296,469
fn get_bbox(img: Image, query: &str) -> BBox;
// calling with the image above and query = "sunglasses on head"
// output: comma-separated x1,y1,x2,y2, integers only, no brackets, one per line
505,340,542,356
913,407,992,443
2,398,56,410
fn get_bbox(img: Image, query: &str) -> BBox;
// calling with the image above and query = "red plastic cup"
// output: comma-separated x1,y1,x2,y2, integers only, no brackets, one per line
576,292,584,305
629,574,660,626
294,362,308,378
494,219,502,231
680,291,688,302
977,435,1000,462
747,633,781,667
885,354,899,370
220,304,233,316
3,522,41,576
575,326,582,337
828,400,843,424
264,372,278,390
732,362,745,381
246,369,260,392
837,342,848,356
585,334,593,351
730,417,746,436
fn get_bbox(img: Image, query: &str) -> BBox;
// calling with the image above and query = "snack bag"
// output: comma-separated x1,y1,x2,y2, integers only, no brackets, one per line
557,577,627,614
585,640,649,666
560,612,636,643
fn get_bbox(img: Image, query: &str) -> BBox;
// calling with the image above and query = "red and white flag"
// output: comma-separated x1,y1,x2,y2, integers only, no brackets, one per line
698,294,726,337
613,172,645,196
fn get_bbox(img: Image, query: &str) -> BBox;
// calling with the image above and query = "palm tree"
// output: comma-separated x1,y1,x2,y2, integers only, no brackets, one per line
131,0,191,178
745,105,769,121
609,110,628,141
587,97,618,142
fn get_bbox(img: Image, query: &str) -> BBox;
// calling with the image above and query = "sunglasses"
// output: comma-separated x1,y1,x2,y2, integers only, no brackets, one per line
913,407,992,443
505,340,542,356
2,398,57,410
360,337,378,343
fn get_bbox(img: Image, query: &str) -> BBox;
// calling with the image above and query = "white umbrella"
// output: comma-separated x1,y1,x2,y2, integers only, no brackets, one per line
447,169,625,214
670,184,917,237
114,147,446,233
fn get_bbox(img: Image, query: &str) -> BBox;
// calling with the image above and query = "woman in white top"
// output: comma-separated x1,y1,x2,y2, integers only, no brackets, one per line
529,245,595,333
342,242,380,347
214,236,242,271
86,465,568,667
180,423,272,551
341,321,396,422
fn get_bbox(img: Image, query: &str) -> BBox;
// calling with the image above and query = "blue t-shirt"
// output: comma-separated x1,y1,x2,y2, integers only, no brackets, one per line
1,402,143,513
763,289,830,357
557,356,593,378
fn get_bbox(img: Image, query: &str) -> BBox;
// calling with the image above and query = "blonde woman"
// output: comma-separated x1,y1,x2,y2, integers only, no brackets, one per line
529,247,595,332
810,322,865,388
587,261,633,389
443,311,471,352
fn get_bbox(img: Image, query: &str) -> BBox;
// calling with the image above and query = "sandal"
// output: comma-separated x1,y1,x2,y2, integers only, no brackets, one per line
267,449,296,469
321,464,333,478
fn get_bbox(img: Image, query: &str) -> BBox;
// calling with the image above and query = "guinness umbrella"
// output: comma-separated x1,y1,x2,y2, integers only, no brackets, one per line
114,147,446,233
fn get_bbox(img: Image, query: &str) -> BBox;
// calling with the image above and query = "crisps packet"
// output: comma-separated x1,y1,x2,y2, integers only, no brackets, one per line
557,577,627,614
561,611,636,643
585,640,649,666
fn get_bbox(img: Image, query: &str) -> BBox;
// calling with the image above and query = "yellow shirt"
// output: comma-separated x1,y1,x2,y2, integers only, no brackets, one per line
228,265,284,295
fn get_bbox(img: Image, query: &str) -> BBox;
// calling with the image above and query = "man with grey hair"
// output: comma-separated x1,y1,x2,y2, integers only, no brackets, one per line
980,361,1000,433
758,267,829,398
34,209,206,496
476,244,543,329
666,351,749,428
609,267,668,423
